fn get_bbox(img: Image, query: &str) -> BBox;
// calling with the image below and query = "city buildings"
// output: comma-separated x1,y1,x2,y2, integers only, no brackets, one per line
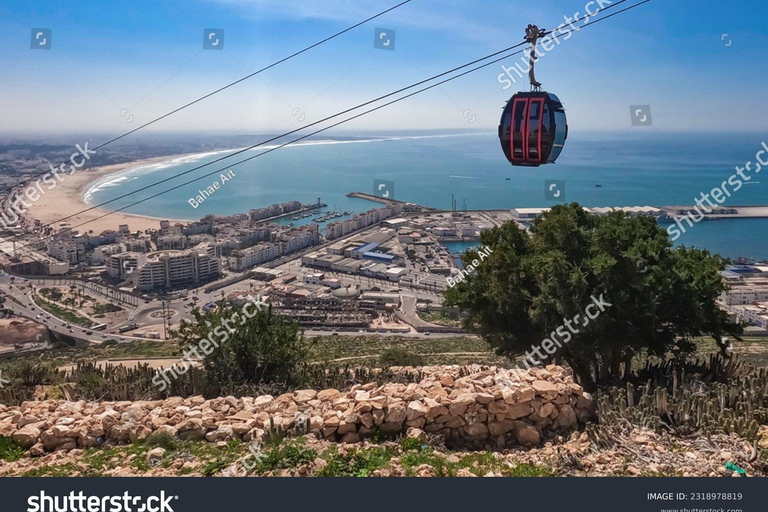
248,200,303,222
229,242,281,271
134,244,221,291
326,203,403,240
106,252,146,280
47,240,84,265
719,265,768,332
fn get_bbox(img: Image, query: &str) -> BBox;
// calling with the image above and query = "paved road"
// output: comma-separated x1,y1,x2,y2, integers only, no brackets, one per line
0,262,464,346
302,329,471,338
0,274,158,344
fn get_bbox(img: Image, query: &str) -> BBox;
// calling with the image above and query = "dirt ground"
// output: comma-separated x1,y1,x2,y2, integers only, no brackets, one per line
0,318,47,348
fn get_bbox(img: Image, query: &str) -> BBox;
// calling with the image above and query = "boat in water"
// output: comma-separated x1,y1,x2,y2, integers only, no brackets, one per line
312,211,346,223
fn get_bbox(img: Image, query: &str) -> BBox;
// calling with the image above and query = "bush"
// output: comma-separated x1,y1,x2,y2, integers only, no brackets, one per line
2,360,63,386
145,431,179,451
0,436,25,462
175,303,312,390
399,436,424,451
316,446,396,477
379,347,425,368
254,440,317,473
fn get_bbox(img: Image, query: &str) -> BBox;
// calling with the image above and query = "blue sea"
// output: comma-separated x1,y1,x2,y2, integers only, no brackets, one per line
85,132,767,260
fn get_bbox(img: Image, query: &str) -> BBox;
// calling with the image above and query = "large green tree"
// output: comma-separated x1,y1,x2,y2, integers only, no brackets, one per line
445,203,741,390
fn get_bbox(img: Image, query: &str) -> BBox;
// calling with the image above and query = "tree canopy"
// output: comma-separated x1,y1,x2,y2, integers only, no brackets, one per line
445,203,741,390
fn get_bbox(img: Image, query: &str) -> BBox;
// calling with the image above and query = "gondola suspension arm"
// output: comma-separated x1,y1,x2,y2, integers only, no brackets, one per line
524,24,548,91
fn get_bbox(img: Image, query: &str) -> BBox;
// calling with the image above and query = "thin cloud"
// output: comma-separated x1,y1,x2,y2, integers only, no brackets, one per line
203,0,511,43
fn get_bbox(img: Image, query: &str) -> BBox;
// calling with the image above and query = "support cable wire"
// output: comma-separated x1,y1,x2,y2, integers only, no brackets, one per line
0,0,416,196
7,0,651,245
60,0,653,234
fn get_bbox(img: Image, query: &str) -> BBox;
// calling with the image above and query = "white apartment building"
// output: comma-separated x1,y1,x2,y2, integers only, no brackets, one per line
228,242,281,271
303,273,324,285
135,259,167,290
92,243,124,265
729,304,768,329
122,238,151,253
279,225,319,254
85,230,117,248
47,240,84,265
188,234,216,246
233,227,272,248
106,252,146,280
326,218,358,240
325,204,403,240
134,247,221,291
720,287,768,306
157,235,188,250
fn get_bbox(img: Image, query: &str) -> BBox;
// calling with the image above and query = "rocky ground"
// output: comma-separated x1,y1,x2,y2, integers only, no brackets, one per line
1,365,594,454
1,425,766,477
0,364,766,477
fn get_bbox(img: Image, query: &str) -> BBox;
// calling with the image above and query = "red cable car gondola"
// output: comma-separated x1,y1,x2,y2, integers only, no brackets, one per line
499,25,568,167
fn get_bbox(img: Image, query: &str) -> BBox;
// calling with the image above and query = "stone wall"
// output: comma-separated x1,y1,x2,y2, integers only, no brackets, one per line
1,365,594,454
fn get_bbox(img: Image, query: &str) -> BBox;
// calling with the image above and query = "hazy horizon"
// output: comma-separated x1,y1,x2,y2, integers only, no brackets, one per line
0,0,765,136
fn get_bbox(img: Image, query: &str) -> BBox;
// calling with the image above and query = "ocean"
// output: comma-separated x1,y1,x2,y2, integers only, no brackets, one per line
84,132,766,260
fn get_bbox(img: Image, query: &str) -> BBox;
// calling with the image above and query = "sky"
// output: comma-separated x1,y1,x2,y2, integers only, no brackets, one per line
0,0,765,138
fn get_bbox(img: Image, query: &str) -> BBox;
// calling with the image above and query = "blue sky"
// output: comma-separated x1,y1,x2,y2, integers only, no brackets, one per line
0,0,765,137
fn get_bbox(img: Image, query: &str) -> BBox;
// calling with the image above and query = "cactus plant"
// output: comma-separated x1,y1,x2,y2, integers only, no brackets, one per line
590,364,768,445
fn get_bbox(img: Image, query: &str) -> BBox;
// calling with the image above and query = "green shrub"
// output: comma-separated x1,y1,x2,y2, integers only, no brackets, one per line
507,462,554,477
145,431,179,451
0,436,25,462
399,436,423,451
176,304,312,390
379,347,425,368
254,440,317,473
316,446,395,477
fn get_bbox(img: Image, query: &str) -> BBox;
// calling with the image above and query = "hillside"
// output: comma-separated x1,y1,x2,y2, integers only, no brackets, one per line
1,364,767,477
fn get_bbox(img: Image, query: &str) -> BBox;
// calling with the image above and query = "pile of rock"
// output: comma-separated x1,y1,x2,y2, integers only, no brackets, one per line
0,365,594,454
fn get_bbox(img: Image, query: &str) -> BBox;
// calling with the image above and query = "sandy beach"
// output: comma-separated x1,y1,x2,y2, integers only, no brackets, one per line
26,155,192,235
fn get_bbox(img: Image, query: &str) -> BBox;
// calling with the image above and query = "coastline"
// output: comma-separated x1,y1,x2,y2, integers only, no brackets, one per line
25,136,477,236
27,155,193,235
